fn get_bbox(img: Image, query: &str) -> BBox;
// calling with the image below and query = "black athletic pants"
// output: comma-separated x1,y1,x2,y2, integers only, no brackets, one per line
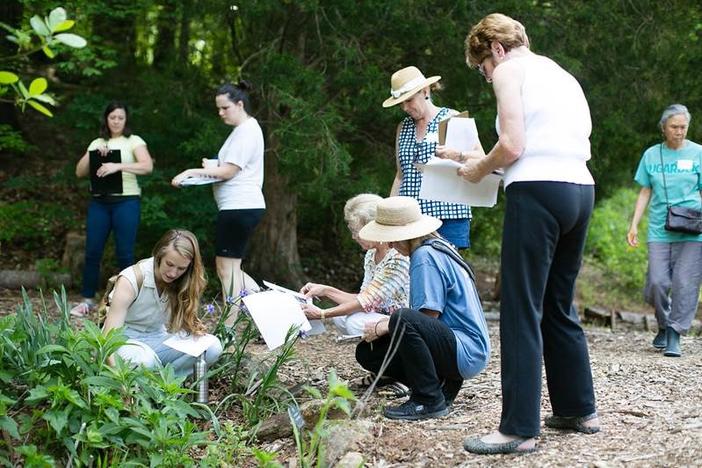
355,308,463,406
499,181,596,437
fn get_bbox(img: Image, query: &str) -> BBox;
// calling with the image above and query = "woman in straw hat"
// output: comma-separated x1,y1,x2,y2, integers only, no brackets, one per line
384,66,483,250
455,13,599,454
356,196,490,421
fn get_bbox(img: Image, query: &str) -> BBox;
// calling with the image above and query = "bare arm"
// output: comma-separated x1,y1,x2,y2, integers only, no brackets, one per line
301,299,363,320
101,277,137,366
390,123,403,196
76,151,90,178
300,282,356,304
458,61,526,182
362,308,440,342
627,187,652,247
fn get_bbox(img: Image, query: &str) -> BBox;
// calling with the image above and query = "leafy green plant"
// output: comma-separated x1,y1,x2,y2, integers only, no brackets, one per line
239,326,299,427
585,187,648,294
0,7,87,116
200,422,253,467
290,371,356,468
0,288,214,466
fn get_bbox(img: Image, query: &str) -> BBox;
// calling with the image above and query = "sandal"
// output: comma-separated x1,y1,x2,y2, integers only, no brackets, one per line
544,412,600,434
378,381,410,399
359,373,394,387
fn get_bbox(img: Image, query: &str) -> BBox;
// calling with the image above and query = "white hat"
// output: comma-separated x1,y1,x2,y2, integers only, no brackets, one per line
382,66,441,108
359,196,442,242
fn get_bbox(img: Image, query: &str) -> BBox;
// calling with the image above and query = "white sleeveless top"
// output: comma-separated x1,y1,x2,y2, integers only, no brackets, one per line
114,257,170,333
497,54,595,188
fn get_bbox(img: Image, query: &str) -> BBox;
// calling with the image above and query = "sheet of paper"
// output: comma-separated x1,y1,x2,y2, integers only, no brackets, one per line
243,290,312,350
417,158,502,207
262,280,312,305
163,333,218,357
306,319,326,336
179,175,219,186
445,117,479,153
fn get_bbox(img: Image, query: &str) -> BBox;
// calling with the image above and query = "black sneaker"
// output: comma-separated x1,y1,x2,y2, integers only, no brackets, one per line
383,399,448,421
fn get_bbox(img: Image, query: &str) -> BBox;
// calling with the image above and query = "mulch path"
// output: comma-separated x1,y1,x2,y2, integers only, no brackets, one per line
264,319,702,467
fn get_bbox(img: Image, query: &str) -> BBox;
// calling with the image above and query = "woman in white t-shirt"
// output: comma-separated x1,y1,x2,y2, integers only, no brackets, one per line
103,229,222,376
172,82,265,325
73,101,154,316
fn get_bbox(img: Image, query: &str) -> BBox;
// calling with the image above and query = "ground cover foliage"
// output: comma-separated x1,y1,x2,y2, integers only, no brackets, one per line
0,288,357,466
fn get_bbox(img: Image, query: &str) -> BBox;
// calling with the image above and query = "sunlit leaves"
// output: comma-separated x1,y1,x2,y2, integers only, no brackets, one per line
54,33,87,48
1,6,86,117
0,71,18,84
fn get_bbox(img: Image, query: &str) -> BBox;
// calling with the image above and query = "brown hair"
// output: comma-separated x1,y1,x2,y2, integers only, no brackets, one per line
465,13,530,67
152,229,207,335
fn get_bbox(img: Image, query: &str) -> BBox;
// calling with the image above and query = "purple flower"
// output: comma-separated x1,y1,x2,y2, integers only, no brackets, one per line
204,303,215,315
239,289,249,298
225,296,237,305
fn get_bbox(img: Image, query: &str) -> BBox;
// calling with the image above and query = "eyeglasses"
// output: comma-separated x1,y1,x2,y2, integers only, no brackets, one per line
477,55,491,77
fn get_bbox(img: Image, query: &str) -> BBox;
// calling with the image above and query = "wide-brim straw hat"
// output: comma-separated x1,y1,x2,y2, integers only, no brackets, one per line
382,66,441,108
359,196,442,242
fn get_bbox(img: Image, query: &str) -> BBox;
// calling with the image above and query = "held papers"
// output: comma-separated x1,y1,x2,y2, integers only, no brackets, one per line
262,280,326,336
163,333,219,357
419,112,501,207
243,290,313,350
417,158,502,207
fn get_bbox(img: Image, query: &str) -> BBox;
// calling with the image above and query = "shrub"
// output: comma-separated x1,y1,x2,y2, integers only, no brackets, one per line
0,289,213,466
585,187,648,294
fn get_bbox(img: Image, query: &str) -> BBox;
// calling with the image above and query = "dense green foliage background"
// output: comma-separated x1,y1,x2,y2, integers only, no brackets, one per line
2,0,701,295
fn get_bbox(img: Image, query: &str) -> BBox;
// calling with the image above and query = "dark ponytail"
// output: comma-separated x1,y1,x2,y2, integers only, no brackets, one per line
216,80,253,114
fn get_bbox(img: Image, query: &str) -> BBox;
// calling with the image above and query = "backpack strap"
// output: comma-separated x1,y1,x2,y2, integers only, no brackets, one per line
421,237,476,283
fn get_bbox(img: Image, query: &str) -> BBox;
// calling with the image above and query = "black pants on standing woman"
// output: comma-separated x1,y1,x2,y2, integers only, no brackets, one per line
499,181,596,438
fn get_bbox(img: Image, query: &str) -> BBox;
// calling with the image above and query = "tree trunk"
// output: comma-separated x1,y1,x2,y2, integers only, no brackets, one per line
246,144,306,288
153,0,176,68
176,0,192,66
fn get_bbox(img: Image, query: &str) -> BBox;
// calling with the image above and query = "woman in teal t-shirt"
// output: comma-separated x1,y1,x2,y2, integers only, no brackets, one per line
627,104,702,357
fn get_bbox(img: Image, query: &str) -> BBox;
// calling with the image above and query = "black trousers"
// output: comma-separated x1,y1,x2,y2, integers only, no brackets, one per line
355,308,463,405
499,181,596,437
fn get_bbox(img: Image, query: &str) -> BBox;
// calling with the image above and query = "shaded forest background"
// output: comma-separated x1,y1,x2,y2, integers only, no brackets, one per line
1,0,701,302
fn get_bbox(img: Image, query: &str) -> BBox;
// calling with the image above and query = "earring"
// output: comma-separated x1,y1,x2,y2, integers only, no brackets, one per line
425,95,429,100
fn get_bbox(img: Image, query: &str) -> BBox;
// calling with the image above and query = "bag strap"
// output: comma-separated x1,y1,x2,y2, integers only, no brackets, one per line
421,237,476,283
660,144,702,207
659,144,671,208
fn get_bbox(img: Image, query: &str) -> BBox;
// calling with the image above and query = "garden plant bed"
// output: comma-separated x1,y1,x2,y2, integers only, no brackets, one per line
3,289,700,466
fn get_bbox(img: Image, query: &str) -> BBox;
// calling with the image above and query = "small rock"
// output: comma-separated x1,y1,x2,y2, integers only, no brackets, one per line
335,451,364,468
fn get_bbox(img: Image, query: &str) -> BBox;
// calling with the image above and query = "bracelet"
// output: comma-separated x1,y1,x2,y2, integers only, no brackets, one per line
459,151,467,162
374,320,382,336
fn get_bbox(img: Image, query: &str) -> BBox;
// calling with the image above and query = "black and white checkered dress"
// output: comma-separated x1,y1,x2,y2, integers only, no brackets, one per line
397,107,471,219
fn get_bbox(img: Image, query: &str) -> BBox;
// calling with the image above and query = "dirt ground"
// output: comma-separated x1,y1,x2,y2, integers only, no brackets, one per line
2,288,701,467
263,318,702,467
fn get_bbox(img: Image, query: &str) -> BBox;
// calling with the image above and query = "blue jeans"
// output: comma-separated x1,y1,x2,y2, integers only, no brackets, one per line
81,198,140,298
437,218,470,249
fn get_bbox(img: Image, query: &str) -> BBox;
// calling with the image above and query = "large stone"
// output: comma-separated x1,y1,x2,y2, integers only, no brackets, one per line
324,420,373,467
